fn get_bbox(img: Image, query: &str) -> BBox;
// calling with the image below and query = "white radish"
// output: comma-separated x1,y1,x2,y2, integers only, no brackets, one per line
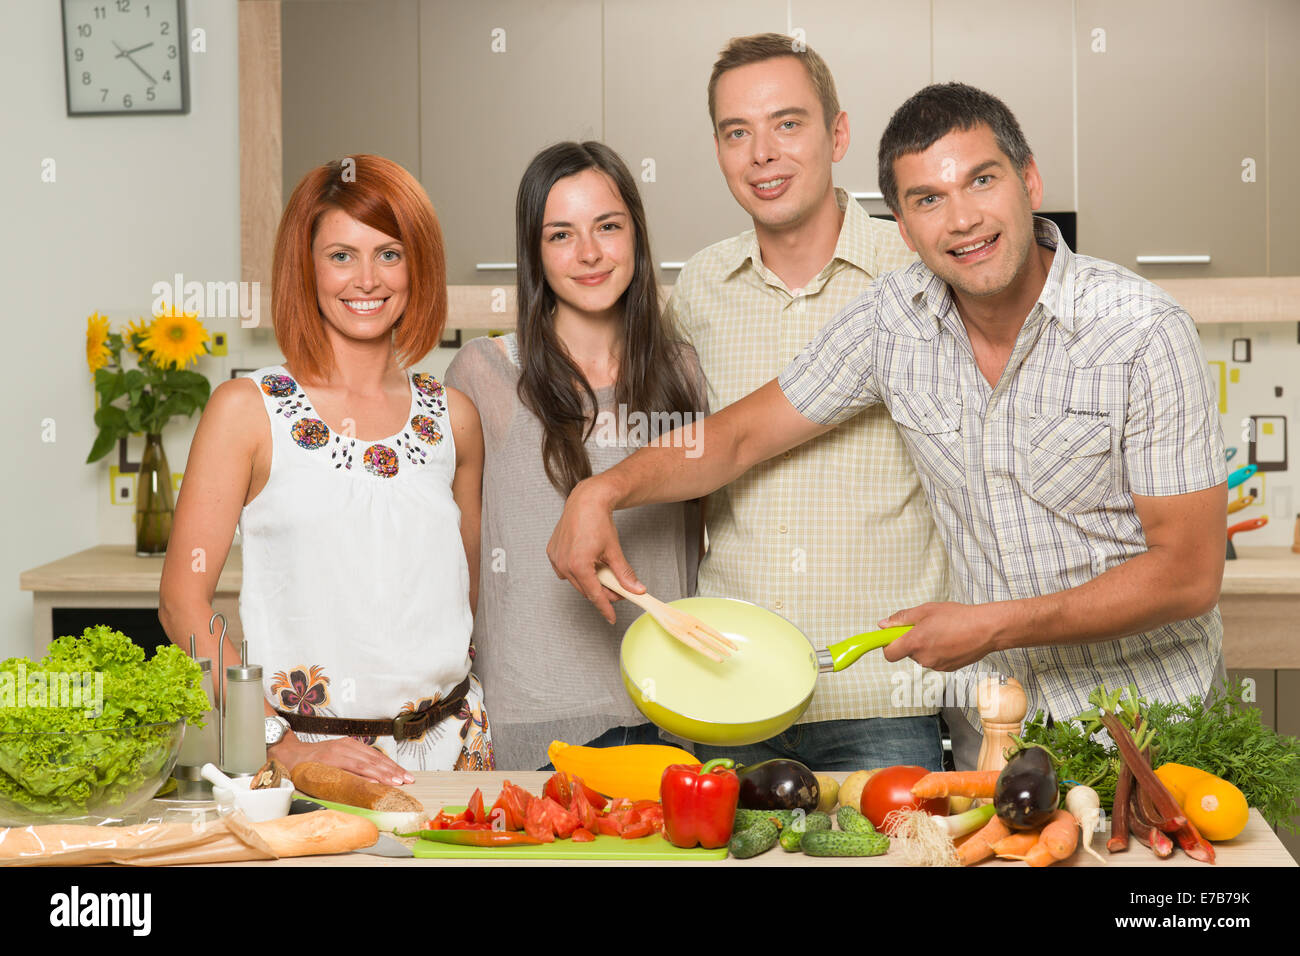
1065,785,1106,863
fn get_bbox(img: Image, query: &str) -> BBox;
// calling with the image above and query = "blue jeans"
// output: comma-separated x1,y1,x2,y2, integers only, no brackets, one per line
691,716,944,772
536,723,663,771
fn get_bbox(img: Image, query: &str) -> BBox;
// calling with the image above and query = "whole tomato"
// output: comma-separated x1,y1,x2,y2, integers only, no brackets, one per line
860,765,949,831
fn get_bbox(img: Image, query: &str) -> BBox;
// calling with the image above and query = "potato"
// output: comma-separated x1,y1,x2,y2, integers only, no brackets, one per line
837,769,878,813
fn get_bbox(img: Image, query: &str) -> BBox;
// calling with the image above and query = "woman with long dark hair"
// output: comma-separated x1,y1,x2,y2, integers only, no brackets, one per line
446,141,707,770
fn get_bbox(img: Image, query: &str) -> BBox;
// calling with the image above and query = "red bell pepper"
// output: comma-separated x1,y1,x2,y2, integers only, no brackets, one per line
660,757,739,849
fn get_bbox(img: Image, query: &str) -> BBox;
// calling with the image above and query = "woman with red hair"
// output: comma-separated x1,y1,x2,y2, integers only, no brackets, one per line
160,155,492,782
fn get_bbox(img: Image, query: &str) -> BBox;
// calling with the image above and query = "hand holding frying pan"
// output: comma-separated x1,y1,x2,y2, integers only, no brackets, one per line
878,601,1005,672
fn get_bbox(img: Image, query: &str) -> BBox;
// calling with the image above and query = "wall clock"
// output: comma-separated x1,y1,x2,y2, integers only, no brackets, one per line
62,0,189,116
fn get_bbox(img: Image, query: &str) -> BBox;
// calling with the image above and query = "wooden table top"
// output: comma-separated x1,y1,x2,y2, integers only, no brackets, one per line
19,544,242,594
197,771,1296,868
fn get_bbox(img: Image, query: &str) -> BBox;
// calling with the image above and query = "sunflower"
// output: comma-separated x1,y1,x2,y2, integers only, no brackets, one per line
86,312,111,375
142,304,210,369
123,317,150,357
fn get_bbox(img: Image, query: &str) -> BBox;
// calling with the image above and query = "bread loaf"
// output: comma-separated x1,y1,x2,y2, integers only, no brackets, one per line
251,809,378,857
290,761,424,813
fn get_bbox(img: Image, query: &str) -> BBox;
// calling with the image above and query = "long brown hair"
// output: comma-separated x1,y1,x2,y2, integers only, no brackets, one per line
514,142,704,495
272,154,447,383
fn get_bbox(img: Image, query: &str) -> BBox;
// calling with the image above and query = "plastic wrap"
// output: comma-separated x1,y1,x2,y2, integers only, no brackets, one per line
0,805,378,866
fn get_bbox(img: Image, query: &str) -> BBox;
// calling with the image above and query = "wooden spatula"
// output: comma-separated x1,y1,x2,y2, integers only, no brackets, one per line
595,565,737,663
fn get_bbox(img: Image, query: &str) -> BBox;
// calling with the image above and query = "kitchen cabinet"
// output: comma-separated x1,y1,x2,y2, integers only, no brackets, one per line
931,0,1075,213
19,546,243,658
1267,0,1300,275
1076,0,1269,278
602,0,786,281
280,0,423,203
786,0,931,217
419,0,604,285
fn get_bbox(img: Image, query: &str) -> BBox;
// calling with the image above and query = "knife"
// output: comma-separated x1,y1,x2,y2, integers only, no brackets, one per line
290,797,414,857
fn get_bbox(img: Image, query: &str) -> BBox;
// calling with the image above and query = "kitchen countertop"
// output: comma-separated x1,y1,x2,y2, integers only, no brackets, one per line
1220,546,1300,595
196,771,1296,867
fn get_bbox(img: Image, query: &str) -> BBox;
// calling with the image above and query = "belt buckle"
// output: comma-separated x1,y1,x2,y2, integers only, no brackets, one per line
392,711,421,742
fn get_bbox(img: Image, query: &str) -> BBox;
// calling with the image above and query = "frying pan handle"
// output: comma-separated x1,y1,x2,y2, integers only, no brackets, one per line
817,626,914,672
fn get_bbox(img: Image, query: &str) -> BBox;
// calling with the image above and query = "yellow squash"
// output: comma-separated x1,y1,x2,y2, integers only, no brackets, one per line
547,740,698,801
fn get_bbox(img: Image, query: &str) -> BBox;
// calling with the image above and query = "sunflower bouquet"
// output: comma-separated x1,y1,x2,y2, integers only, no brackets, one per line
85,306,213,463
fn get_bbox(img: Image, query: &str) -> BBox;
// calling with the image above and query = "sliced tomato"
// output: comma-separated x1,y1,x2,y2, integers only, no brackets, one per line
571,827,596,843
595,813,623,837
542,772,573,809
541,796,582,839
464,788,486,825
570,784,600,832
502,782,532,831
620,818,656,839
572,776,607,811
524,797,556,843
445,819,492,830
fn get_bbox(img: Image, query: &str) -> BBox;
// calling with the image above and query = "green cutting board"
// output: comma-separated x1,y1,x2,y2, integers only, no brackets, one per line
409,805,728,861
410,832,728,861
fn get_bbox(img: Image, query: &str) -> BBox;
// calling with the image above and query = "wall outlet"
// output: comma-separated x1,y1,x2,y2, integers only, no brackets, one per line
109,465,134,506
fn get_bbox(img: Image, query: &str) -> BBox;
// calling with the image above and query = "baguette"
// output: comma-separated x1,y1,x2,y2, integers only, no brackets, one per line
251,809,379,857
0,809,377,864
290,761,424,813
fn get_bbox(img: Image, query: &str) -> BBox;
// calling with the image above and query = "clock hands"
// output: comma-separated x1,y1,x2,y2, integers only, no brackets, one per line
112,40,157,86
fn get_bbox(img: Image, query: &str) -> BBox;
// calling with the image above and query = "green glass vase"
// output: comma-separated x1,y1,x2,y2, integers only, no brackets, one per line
136,433,175,556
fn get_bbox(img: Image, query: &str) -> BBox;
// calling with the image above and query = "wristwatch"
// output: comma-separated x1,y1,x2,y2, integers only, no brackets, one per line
265,715,291,746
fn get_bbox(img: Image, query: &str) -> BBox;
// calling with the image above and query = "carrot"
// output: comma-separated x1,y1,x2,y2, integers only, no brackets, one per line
911,771,999,800
957,813,1013,866
1038,809,1079,860
1023,842,1057,867
992,831,1042,858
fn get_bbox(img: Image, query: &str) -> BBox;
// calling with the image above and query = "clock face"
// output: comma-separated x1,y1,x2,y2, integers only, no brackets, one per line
62,0,189,115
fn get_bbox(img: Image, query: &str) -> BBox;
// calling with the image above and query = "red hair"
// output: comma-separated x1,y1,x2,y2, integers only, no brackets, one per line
271,154,447,382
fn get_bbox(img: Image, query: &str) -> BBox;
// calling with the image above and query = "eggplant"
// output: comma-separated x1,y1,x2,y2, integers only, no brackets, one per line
736,759,820,813
994,746,1058,830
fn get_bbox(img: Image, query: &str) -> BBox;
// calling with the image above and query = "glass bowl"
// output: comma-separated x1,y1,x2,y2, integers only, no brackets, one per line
0,719,187,825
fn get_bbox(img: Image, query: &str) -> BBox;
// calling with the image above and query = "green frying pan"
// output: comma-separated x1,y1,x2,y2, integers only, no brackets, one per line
619,596,912,746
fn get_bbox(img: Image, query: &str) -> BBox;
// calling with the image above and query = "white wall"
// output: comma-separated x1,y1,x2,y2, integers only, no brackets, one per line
0,0,242,658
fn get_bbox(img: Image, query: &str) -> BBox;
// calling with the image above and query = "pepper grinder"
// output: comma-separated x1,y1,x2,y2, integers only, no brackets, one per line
172,634,220,798
1292,513,1300,554
975,673,1028,775
215,612,267,776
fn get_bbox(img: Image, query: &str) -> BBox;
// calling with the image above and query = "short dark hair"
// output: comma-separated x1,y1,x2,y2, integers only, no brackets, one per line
877,82,1033,215
708,33,840,132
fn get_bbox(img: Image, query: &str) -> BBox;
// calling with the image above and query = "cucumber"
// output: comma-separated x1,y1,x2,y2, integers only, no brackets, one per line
734,807,795,831
836,805,876,835
729,819,779,859
778,811,832,851
801,829,891,857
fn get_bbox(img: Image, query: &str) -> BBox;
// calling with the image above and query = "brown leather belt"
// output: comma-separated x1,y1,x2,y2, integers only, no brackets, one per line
278,676,471,742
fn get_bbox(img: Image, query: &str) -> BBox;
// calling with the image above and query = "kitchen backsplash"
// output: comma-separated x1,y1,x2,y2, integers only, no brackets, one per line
97,325,1299,551
1200,323,1300,550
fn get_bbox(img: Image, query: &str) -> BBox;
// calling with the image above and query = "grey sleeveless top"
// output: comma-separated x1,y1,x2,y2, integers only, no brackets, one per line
445,334,707,770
